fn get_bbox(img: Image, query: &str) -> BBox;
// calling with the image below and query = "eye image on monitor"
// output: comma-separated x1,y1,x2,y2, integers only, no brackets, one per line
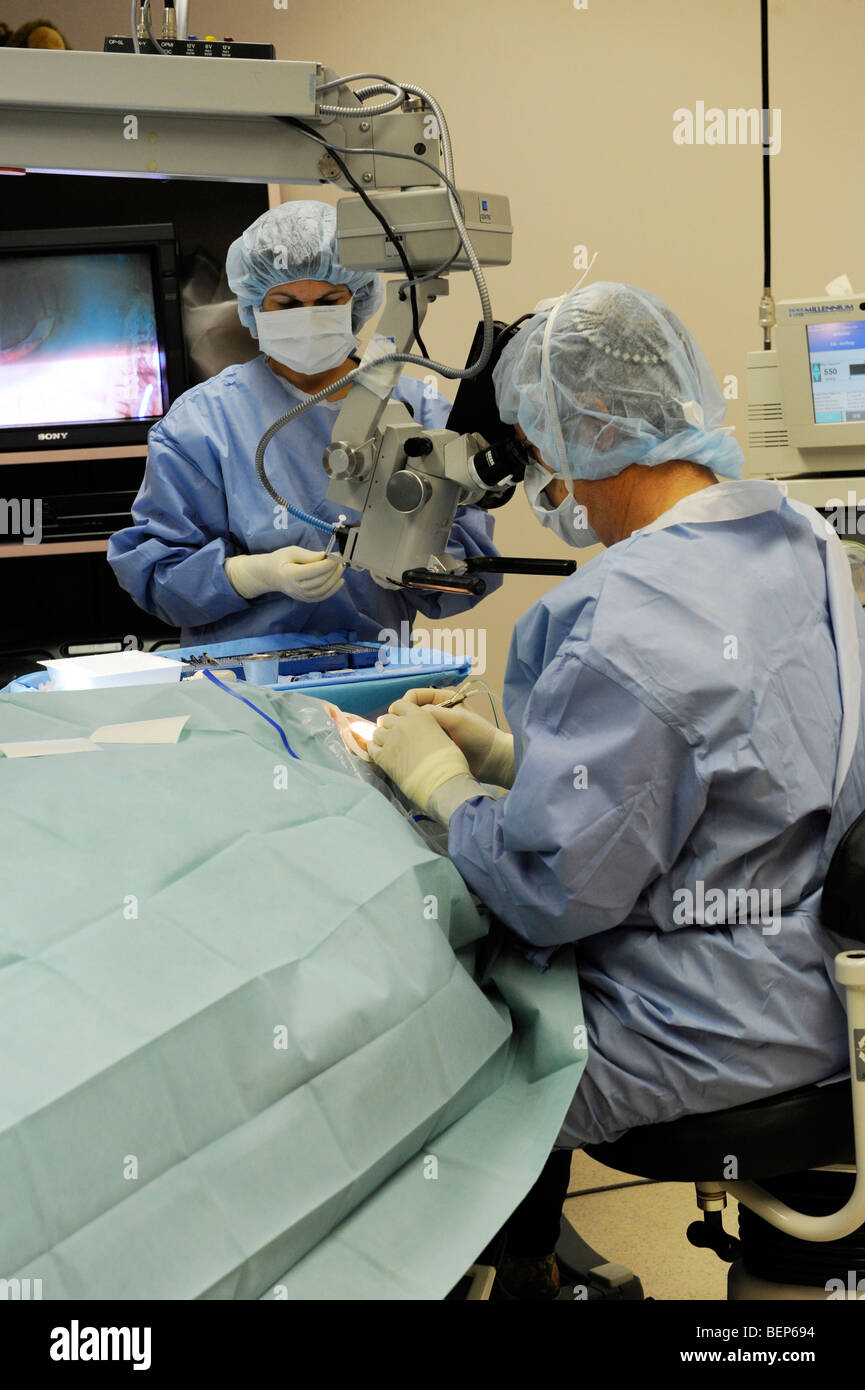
806,320,865,425
0,250,168,431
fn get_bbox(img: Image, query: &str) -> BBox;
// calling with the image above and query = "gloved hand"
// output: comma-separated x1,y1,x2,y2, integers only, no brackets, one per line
369,702,489,819
370,571,402,591
224,546,344,603
395,688,516,788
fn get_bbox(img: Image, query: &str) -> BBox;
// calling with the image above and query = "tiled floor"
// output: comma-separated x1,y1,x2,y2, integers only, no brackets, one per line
565,1150,738,1300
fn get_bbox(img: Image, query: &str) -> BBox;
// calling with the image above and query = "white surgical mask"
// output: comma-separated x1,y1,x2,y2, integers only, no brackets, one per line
253,302,357,373
524,459,601,549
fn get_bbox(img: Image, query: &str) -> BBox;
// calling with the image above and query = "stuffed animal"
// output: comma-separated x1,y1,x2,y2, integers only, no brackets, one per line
0,18,70,50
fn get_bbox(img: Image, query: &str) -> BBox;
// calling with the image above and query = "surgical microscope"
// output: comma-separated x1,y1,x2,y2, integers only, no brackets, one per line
249,90,576,597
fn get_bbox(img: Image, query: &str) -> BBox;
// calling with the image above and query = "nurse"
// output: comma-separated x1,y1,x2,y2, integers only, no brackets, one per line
369,281,865,1294
108,201,500,645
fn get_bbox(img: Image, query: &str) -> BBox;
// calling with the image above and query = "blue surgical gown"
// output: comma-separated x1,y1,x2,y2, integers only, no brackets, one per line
108,355,500,644
447,481,865,1147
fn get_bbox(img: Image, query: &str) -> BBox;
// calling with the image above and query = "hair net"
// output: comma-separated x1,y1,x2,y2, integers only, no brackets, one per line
492,281,744,480
226,201,384,337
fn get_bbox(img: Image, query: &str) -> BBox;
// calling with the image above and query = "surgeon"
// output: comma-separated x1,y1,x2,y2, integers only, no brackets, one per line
368,281,865,1296
108,202,500,644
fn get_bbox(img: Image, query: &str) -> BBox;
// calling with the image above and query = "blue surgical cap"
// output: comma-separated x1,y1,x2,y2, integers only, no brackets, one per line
492,281,744,480
226,201,384,338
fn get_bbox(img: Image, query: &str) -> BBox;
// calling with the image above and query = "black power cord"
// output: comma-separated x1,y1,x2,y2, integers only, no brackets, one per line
760,0,772,349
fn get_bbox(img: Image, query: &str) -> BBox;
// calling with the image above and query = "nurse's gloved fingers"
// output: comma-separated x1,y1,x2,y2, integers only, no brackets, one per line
315,579,345,602
293,560,345,592
295,578,344,599
298,566,343,591
318,566,346,592
282,546,327,564
291,557,344,584
296,576,345,603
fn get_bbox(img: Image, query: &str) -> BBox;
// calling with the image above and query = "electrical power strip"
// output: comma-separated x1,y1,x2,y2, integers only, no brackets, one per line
104,36,275,59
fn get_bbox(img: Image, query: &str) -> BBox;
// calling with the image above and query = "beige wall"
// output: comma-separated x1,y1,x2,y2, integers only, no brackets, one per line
6,0,865,695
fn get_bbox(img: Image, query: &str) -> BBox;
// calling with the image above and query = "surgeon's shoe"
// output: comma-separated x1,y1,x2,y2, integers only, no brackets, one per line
493,1252,562,1301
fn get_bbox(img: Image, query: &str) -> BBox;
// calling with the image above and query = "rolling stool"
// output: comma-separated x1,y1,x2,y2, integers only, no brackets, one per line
580,801,865,1299
582,1060,861,1299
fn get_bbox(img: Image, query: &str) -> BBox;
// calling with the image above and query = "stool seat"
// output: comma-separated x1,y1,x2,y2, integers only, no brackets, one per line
584,1079,854,1181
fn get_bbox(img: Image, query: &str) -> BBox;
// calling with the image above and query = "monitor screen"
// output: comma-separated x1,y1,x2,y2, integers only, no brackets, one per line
806,320,865,425
0,249,168,432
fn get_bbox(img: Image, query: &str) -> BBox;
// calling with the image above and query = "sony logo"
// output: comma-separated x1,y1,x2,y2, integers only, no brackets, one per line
37,432,69,440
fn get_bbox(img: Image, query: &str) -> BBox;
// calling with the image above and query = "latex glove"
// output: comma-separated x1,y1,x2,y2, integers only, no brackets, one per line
398,687,458,708
370,571,402,591
224,546,344,602
369,703,489,818
392,689,515,788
